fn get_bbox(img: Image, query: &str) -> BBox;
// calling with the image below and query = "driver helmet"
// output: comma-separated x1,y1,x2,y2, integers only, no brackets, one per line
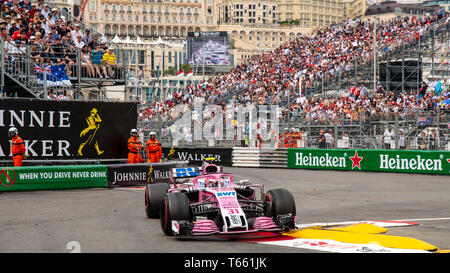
206,179,219,188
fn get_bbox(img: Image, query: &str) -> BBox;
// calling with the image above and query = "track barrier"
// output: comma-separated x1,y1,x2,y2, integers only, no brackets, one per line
288,148,450,175
2,147,448,192
106,161,188,187
0,164,108,192
162,147,232,166
232,148,287,168
0,161,188,192
230,147,450,175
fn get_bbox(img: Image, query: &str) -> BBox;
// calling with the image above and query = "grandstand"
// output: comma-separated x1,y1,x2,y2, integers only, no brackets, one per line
0,0,126,100
137,11,450,151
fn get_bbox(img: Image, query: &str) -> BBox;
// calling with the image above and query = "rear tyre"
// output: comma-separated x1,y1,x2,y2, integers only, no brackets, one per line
160,192,191,236
264,188,296,218
145,183,170,219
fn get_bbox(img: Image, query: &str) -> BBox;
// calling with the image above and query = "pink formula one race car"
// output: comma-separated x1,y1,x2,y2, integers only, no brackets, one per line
144,161,296,239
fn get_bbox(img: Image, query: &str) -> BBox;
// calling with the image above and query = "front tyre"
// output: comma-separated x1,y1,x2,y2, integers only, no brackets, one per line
145,183,170,219
264,188,296,218
160,192,191,236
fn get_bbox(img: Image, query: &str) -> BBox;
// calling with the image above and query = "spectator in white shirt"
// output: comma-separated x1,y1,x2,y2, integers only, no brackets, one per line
383,127,394,150
342,133,350,149
324,129,334,148
398,129,406,150
41,4,50,19
73,34,85,49
71,24,83,43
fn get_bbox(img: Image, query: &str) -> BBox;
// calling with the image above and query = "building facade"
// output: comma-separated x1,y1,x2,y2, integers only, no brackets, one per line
364,1,440,17
343,0,367,21
424,0,450,11
82,0,218,38
217,0,278,24
277,0,345,27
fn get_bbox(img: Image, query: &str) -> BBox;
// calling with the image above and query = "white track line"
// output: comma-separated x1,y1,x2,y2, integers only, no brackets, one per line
389,217,450,222
296,217,450,228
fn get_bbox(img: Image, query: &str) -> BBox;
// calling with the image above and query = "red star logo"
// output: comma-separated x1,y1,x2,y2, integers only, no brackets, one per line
350,151,363,169
447,159,450,164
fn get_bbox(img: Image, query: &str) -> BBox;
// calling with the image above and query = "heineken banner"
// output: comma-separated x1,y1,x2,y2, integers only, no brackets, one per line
0,165,108,192
288,149,450,175
0,99,137,160
107,161,188,187
162,147,232,166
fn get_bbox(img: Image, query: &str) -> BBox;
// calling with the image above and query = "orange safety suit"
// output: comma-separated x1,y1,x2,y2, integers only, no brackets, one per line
290,132,302,148
289,133,296,148
11,135,26,167
128,136,143,164
284,133,291,148
145,138,162,163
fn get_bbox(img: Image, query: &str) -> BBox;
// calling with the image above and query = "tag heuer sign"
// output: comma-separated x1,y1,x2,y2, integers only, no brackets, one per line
187,31,227,38
288,149,450,175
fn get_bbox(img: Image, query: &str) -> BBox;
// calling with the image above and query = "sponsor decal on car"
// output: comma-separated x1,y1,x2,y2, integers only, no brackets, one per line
216,191,236,198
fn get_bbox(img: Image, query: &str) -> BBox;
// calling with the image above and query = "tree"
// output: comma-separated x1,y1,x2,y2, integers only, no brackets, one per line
181,63,192,73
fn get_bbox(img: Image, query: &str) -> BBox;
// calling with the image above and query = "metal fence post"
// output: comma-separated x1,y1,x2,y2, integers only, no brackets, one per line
437,106,440,149
77,49,81,98
395,115,399,150
43,68,47,99
26,46,31,87
1,38,4,99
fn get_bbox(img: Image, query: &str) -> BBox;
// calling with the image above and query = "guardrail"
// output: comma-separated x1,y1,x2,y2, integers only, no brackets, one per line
0,164,108,191
0,161,188,192
288,148,450,175
0,158,128,167
229,147,450,175
232,148,287,168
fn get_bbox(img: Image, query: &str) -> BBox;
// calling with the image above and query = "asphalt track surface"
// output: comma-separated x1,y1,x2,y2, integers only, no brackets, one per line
1,167,449,253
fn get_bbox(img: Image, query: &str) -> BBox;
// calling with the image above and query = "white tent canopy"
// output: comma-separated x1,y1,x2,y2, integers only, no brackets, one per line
111,34,122,44
110,35,184,48
123,36,133,44
156,36,165,45
100,34,109,44
136,36,145,44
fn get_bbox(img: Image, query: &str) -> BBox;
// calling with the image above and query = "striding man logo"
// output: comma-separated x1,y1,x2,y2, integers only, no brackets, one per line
167,147,175,159
78,108,104,156
147,164,154,184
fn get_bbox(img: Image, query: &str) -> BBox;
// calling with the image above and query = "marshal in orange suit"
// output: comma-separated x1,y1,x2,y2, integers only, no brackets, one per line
145,132,162,163
9,127,26,167
128,129,143,164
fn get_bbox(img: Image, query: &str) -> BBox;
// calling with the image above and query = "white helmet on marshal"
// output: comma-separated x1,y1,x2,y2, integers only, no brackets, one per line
130,128,138,134
8,127,18,137
149,131,156,137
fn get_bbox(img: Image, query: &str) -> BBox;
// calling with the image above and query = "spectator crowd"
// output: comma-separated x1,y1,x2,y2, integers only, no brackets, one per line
1,0,118,81
287,79,449,126
139,11,450,132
